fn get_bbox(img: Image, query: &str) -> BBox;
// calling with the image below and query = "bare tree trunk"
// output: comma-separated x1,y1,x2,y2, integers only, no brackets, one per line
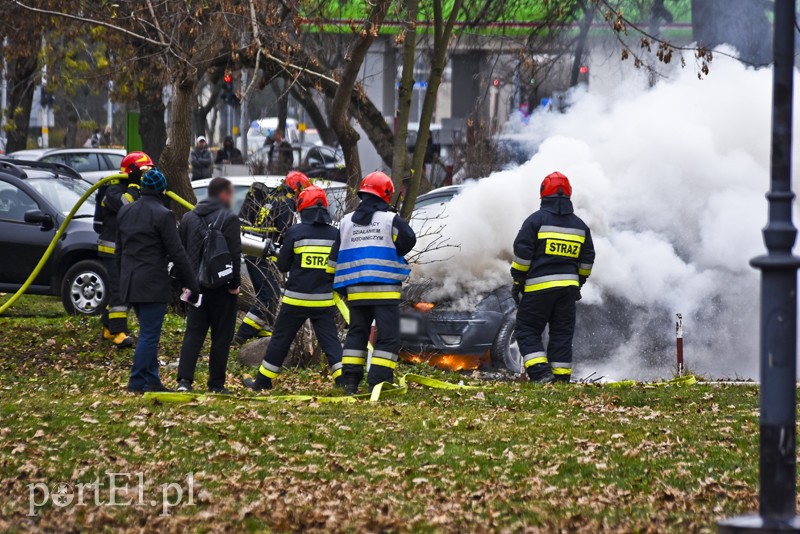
390,0,418,200
329,0,391,208
401,0,463,219
275,78,289,132
569,1,595,87
5,55,38,153
137,79,167,164
64,106,78,147
159,78,197,216
290,86,336,145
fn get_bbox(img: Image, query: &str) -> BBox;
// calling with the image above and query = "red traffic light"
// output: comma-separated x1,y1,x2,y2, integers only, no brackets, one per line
579,66,588,74
224,73,233,83
492,79,499,87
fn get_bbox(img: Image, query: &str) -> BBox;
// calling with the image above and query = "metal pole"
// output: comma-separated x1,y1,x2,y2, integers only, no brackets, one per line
719,0,800,531
675,313,683,377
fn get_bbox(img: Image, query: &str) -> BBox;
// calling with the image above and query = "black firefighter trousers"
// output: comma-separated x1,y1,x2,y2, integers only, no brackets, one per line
342,304,400,388
258,303,343,382
177,287,238,389
101,254,128,334
516,287,578,380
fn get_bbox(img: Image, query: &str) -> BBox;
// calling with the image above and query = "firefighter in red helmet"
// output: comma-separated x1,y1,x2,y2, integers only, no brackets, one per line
242,186,343,391
93,151,153,347
235,171,311,344
510,171,595,383
329,171,417,394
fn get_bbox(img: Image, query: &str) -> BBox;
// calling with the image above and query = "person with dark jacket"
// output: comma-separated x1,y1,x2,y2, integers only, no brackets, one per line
243,186,343,391
234,171,311,344
265,128,293,174
510,171,595,384
215,136,244,165
191,136,213,181
176,177,242,393
329,172,416,394
117,168,200,393
94,151,152,347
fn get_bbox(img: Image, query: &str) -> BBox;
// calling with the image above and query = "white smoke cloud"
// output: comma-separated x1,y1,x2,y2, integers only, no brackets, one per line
413,54,794,380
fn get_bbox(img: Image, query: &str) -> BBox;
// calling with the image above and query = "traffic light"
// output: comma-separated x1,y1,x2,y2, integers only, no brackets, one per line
41,89,55,107
220,73,240,106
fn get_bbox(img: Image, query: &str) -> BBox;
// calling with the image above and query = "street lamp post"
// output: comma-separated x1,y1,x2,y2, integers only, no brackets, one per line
718,0,800,531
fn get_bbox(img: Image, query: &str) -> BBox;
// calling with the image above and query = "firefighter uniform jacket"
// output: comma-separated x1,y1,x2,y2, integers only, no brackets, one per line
276,207,339,307
239,182,296,245
329,195,416,306
510,196,595,292
94,179,140,256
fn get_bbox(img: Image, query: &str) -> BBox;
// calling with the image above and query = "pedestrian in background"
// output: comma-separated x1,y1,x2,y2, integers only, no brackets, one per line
176,177,242,393
117,169,200,393
215,136,244,165
191,136,213,181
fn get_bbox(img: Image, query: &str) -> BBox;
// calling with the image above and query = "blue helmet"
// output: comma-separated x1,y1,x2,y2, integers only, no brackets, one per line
141,169,168,192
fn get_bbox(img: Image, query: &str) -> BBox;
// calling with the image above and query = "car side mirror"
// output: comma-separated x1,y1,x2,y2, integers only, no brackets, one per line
24,209,54,231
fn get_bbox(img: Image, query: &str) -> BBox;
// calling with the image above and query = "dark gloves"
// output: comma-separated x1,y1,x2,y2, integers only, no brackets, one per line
575,287,582,302
512,282,522,305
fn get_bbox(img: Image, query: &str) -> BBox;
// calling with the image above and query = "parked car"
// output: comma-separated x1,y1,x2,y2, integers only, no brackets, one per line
246,117,300,155
8,148,126,183
0,159,109,315
299,145,346,183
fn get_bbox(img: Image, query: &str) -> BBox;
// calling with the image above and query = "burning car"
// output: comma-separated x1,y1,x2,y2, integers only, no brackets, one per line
399,284,522,373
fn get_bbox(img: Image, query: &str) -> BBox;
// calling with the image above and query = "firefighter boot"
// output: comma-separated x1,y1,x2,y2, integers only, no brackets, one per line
112,332,134,348
334,375,346,389
344,375,360,396
527,363,554,384
242,375,272,392
103,326,114,340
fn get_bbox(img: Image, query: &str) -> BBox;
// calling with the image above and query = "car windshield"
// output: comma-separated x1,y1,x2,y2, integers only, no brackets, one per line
25,177,95,217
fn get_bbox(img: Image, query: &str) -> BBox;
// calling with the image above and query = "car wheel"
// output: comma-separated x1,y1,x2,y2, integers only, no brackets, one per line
61,260,109,316
490,315,523,374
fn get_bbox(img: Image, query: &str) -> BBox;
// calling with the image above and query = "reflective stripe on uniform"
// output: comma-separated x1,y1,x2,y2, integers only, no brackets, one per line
294,238,335,250
97,240,116,254
347,284,402,301
551,362,572,375
578,263,593,277
371,356,398,369
108,311,127,320
244,312,266,328
373,350,398,362
538,225,586,243
523,351,548,368
335,270,407,284
282,290,335,307
511,255,531,272
392,226,399,242
524,274,579,293
294,245,333,254
259,361,281,378
342,349,367,366
122,192,135,204
331,361,343,379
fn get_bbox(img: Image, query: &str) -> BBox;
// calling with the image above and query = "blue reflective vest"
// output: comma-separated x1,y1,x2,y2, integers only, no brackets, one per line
333,211,411,289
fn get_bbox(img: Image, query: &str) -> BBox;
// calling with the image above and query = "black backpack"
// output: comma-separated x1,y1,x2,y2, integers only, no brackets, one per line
197,211,234,289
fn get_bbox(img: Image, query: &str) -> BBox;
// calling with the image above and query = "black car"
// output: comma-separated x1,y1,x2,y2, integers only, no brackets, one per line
0,160,108,315
300,145,346,183
400,285,522,373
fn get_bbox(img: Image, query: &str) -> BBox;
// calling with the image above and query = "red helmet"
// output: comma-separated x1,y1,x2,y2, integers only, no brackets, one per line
540,171,572,198
296,186,328,212
359,171,394,203
120,151,154,174
284,171,311,193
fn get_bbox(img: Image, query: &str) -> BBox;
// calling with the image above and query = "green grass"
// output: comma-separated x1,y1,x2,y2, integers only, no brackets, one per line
0,295,768,531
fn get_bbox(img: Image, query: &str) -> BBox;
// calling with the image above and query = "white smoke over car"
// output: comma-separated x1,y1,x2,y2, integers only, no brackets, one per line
413,53,795,380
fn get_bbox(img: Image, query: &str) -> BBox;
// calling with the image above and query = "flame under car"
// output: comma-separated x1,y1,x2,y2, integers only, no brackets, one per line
399,286,524,373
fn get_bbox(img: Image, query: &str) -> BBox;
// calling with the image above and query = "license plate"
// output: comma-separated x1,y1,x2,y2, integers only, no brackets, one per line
400,317,418,335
